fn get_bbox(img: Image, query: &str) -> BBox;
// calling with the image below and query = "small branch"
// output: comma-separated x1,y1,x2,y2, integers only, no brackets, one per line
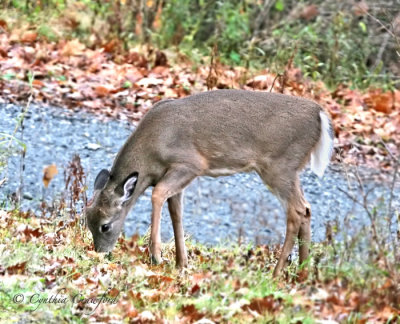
206,44,218,91
354,168,393,274
269,74,280,92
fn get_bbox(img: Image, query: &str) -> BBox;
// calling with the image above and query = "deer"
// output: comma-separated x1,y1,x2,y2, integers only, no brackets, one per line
85,89,333,276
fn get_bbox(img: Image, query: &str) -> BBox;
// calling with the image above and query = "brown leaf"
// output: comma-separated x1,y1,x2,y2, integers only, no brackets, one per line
127,50,148,67
103,39,119,53
43,164,58,188
94,85,110,97
109,288,120,298
242,295,282,314
380,278,394,290
0,19,7,31
72,272,81,280
147,275,174,288
126,305,139,318
86,277,98,285
128,290,144,306
32,79,45,88
300,5,319,21
297,269,309,282
21,31,37,43
61,39,85,57
190,272,212,284
190,283,200,296
45,275,56,288
23,226,43,239
7,261,27,275
327,293,344,306
181,304,204,322
365,90,393,114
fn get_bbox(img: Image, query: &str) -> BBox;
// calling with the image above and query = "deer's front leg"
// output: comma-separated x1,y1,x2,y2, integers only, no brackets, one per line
150,166,197,265
168,192,188,268
150,189,164,264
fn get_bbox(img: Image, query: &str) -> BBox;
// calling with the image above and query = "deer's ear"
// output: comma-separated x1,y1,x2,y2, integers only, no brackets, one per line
94,169,110,191
121,172,138,203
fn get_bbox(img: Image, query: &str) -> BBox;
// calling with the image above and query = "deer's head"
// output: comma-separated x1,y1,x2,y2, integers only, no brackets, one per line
85,169,138,252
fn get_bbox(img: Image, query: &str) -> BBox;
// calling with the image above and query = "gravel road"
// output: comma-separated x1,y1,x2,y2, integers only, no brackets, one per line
1,103,398,245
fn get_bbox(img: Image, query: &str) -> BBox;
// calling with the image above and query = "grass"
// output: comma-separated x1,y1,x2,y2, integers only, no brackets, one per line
0,206,399,323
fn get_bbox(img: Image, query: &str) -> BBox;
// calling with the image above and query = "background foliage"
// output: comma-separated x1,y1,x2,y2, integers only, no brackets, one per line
1,0,399,89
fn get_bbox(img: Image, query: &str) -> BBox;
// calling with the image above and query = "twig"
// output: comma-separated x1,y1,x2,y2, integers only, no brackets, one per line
363,9,397,39
362,7,400,53
341,165,394,276
337,186,373,209
354,168,393,274
206,44,218,90
269,74,280,92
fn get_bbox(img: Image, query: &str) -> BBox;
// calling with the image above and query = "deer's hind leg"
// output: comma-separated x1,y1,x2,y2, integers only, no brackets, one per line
257,167,311,276
297,183,311,268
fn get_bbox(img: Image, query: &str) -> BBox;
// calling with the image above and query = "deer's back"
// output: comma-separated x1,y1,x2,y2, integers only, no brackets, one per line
134,90,322,174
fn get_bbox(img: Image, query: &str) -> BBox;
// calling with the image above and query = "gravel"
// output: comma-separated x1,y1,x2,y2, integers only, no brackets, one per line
1,103,399,246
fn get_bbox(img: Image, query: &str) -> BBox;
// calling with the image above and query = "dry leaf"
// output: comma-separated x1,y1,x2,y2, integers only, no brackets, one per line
21,31,37,43
7,262,27,275
43,164,58,188
61,39,85,56
300,5,319,21
0,19,7,30
242,295,282,314
365,90,393,114
94,85,110,97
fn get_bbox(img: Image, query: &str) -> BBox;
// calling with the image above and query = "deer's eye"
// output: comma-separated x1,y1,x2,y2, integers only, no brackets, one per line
100,223,111,233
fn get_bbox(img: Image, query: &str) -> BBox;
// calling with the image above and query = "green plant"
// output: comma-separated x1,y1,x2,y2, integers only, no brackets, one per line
154,0,250,65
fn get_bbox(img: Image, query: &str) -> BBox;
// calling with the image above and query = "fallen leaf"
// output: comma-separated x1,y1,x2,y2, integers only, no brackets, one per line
61,39,85,56
190,283,201,296
365,90,393,114
7,262,27,275
21,31,37,43
0,19,7,30
181,304,204,322
300,4,319,21
94,85,110,97
43,164,58,188
242,295,282,314
109,288,120,298
32,79,44,88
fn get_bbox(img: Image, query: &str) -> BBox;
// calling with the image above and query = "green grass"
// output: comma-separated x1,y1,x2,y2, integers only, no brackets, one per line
0,207,399,323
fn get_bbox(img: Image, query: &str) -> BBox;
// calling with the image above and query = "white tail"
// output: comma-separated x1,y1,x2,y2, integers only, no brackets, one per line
310,111,334,178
